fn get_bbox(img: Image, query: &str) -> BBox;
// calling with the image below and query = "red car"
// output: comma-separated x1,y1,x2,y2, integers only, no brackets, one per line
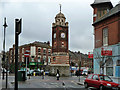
84,74,120,90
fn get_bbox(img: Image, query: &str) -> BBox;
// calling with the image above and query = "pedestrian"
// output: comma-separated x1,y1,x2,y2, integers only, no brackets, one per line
56,69,60,80
56,73,60,80
42,71,44,79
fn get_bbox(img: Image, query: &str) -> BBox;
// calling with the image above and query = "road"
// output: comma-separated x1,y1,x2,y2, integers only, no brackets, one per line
6,75,87,90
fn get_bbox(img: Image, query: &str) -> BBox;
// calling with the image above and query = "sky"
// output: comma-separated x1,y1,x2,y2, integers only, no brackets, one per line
0,0,119,54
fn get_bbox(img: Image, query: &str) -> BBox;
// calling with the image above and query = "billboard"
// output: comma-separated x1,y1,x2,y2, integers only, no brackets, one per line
88,52,93,58
101,47,112,56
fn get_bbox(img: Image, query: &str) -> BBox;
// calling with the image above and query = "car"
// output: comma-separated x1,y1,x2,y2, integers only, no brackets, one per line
45,71,49,75
82,71,88,76
84,74,120,90
32,70,41,76
27,70,34,76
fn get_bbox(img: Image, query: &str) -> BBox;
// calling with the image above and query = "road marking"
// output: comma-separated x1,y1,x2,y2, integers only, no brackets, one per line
71,81,78,85
50,83,57,85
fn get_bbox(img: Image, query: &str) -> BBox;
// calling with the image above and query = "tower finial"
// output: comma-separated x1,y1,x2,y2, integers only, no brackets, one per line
59,4,61,13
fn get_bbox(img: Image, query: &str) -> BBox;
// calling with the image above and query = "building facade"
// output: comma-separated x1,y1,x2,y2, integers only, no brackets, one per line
91,0,120,78
8,41,52,72
69,51,93,69
49,7,70,76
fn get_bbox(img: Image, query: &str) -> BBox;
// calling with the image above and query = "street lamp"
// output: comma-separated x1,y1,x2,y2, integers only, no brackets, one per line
2,17,8,81
78,52,81,82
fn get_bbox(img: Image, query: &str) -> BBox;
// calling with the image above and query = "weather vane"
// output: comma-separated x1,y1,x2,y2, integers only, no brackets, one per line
59,4,61,13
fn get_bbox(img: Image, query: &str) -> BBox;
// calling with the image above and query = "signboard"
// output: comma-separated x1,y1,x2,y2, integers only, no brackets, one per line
101,47,112,56
24,50,30,57
88,52,93,58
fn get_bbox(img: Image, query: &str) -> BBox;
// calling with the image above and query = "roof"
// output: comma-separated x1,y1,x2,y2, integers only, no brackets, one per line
93,3,120,25
55,12,66,19
93,0,111,4
91,0,113,8
20,41,51,49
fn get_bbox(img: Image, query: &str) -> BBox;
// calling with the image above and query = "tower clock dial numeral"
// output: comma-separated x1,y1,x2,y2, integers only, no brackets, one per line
61,33,65,38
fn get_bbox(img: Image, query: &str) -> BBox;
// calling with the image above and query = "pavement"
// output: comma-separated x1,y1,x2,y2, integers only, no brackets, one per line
110,76,120,84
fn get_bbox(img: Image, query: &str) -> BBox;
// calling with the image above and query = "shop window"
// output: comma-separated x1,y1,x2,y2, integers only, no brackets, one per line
117,60,120,66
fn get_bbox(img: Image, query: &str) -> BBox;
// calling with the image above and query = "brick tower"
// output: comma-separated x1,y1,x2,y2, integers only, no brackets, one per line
49,5,70,76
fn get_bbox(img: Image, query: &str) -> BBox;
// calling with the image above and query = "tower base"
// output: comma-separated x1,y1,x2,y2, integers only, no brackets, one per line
49,64,70,77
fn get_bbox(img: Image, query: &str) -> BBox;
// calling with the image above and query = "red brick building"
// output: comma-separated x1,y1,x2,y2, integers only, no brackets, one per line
91,0,120,78
8,41,52,72
69,51,93,69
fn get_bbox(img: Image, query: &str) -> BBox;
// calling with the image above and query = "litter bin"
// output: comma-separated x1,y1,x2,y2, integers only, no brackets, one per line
18,71,26,81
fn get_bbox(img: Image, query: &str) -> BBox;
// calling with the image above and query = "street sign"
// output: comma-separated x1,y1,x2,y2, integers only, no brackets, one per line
101,47,112,56
88,52,93,58
24,50,30,57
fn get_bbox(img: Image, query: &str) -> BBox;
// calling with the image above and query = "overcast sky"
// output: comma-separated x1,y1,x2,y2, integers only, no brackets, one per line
0,0,119,54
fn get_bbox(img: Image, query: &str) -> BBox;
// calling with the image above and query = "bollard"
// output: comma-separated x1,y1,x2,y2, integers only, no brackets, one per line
33,72,35,76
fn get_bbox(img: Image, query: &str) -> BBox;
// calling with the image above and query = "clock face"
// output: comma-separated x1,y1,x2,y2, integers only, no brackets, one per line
54,33,56,38
61,33,65,38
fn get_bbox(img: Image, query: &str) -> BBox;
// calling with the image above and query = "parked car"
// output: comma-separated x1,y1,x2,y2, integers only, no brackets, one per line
32,70,41,76
84,74,120,90
82,71,88,76
45,71,49,75
27,70,34,76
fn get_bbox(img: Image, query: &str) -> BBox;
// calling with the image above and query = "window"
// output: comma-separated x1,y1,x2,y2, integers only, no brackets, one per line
87,74,93,79
43,48,46,54
48,49,51,55
48,56,51,63
38,47,41,55
22,48,24,54
53,57,56,61
54,42,57,47
38,56,41,62
43,56,46,61
61,42,64,47
11,50,13,55
93,75,99,80
103,28,108,46
22,56,24,62
117,60,120,66
31,56,34,62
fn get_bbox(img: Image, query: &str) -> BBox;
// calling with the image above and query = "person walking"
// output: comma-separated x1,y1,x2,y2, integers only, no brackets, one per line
56,69,60,80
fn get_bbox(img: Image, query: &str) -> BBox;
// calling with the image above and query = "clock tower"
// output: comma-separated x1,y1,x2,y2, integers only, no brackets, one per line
49,5,70,76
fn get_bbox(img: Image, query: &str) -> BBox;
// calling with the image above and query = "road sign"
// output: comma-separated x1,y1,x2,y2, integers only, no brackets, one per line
88,52,93,58
24,50,30,57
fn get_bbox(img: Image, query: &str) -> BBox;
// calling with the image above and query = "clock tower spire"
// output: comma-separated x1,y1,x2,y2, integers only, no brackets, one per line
49,5,70,76
59,4,61,13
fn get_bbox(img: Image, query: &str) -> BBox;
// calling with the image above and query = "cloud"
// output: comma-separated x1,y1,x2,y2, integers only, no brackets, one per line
0,0,119,54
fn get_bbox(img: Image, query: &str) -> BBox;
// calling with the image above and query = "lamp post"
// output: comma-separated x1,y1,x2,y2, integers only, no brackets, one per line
2,17,8,80
78,52,81,82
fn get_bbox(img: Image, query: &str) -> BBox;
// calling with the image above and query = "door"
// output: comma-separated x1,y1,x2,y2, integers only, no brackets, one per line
91,75,100,88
